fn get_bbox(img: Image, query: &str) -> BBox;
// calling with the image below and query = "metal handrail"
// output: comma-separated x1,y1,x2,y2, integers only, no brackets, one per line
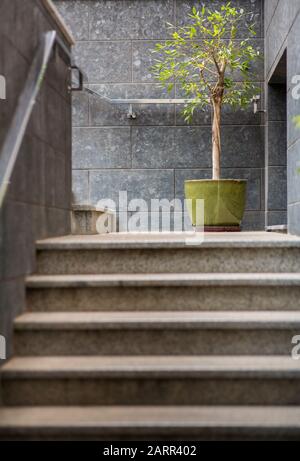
0,30,81,208
84,86,196,105
84,86,198,120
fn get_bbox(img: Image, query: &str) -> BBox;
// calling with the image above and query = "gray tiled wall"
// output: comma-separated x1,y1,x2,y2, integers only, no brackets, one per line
0,0,72,357
265,0,300,234
267,82,287,226
55,0,265,230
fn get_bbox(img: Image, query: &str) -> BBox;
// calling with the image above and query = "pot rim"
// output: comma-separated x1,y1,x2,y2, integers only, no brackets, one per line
184,179,248,184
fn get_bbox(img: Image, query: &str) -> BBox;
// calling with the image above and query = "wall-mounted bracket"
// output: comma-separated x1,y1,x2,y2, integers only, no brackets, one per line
71,66,84,91
252,95,266,114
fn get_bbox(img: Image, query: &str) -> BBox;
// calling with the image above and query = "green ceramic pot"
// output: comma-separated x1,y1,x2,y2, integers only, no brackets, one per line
184,179,247,228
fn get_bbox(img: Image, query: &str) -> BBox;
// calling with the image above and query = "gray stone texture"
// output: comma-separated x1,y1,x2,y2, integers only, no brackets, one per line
132,41,161,83
26,282,300,313
268,122,287,166
71,207,115,235
89,170,174,209
53,0,89,40
287,12,300,146
89,0,175,40
14,323,300,356
265,0,300,234
268,167,287,210
72,170,89,204
36,245,300,276
287,139,300,205
73,127,131,169
72,91,89,126
4,361,300,406
289,202,300,235
265,0,300,76
74,41,132,83
0,0,72,355
267,82,287,225
55,0,264,229
132,127,212,169
265,0,279,32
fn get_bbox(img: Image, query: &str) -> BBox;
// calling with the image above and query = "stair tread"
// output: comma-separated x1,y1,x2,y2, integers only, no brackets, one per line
2,356,300,378
1,406,300,429
36,231,300,250
14,311,300,330
26,273,300,288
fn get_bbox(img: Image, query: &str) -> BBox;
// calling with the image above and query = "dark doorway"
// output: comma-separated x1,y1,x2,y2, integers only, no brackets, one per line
266,50,287,229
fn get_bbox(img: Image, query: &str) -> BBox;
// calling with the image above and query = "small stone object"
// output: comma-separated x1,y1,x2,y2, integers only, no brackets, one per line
71,205,116,235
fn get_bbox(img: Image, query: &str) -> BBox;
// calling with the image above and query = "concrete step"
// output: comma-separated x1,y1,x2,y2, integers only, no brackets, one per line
26,273,300,311
26,273,300,288
35,233,300,275
1,406,300,440
36,246,300,275
37,232,300,250
14,311,300,356
2,356,300,406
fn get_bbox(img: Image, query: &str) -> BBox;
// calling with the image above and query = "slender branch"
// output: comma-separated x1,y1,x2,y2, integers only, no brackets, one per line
212,54,221,75
199,68,213,93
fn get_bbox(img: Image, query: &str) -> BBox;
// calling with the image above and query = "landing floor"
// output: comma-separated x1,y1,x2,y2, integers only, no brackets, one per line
37,232,300,249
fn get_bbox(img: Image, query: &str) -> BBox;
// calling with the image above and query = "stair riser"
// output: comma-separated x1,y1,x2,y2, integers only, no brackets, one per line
14,330,298,356
3,378,300,406
27,286,300,311
36,248,300,274
1,427,300,442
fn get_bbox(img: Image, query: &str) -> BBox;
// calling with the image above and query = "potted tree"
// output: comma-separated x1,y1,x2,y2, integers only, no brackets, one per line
153,2,260,231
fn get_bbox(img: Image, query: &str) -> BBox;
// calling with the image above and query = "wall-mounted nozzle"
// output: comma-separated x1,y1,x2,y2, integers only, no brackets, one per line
127,104,137,119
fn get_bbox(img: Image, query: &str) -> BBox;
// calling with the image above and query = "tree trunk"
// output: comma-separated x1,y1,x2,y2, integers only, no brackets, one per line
212,99,222,180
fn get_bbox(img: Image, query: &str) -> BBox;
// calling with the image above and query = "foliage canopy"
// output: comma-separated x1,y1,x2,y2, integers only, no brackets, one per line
152,2,261,123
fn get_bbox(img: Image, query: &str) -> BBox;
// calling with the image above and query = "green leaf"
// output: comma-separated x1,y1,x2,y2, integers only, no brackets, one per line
167,83,174,93
294,115,300,129
150,2,260,123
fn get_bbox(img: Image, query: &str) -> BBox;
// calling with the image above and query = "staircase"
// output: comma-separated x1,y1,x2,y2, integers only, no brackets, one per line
1,232,300,440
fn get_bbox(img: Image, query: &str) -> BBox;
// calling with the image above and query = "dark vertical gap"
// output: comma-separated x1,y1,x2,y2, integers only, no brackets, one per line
266,50,287,228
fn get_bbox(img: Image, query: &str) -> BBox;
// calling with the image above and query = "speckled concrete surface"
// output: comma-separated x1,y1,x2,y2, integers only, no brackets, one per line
26,273,300,288
3,356,300,406
36,247,300,275
5,230,300,439
3,355,299,377
12,328,300,357
1,405,300,442
3,377,300,407
26,285,300,312
14,311,300,330
36,232,300,249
